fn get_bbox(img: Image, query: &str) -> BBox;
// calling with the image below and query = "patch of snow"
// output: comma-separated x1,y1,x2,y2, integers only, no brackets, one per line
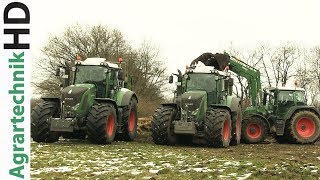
224,161,240,166
162,163,174,168
237,173,252,180
92,171,106,175
311,170,318,173
131,170,142,175
177,160,184,164
142,177,153,180
143,162,155,167
149,169,161,174
193,168,204,172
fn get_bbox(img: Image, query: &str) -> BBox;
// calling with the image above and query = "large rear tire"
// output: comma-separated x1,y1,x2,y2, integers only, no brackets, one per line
241,116,267,144
121,98,138,141
204,109,231,148
86,104,117,144
285,110,320,144
151,106,177,145
31,101,60,143
230,105,242,146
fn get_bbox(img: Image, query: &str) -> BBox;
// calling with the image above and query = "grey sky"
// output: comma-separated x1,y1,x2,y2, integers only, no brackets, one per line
32,0,320,78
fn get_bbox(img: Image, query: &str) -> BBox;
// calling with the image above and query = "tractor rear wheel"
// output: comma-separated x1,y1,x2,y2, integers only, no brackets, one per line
121,98,138,141
31,101,60,143
86,104,117,144
230,105,242,146
285,110,320,144
151,106,177,145
204,109,231,148
241,116,267,144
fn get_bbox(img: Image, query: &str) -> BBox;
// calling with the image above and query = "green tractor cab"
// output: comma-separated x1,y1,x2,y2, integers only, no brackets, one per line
31,58,138,144
151,61,242,148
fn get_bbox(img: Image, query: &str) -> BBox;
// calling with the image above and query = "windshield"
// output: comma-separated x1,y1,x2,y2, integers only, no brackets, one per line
74,66,106,84
186,74,216,92
278,90,305,103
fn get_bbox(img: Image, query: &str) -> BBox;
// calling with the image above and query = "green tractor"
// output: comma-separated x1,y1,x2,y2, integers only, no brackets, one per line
241,87,320,144
31,58,138,144
151,61,242,148
227,55,320,144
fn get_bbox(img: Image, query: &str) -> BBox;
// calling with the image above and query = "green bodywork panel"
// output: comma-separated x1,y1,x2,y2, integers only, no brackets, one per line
180,90,207,122
65,84,96,118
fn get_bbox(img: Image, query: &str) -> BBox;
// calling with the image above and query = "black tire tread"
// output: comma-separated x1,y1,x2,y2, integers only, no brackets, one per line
204,108,231,148
31,101,60,143
151,106,175,145
86,104,117,144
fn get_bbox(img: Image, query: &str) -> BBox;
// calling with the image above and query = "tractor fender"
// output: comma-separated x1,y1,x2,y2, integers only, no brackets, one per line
226,96,240,113
41,97,60,103
275,106,320,136
161,103,179,109
116,88,138,106
284,106,320,121
210,104,232,114
245,113,271,133
95,98,118,110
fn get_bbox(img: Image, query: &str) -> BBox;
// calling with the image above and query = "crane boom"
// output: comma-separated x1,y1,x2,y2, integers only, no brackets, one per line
228,56,262,106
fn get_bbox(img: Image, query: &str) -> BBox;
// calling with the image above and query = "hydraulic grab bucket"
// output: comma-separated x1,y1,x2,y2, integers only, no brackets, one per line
190,52,230,71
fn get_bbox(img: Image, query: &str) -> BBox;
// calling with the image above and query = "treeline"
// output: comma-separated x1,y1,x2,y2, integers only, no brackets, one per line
32,24,167,117
228,42,320,109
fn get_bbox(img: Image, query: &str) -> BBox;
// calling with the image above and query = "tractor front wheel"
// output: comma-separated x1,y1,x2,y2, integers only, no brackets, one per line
241,116,267,144
285,111,320,144
151,106,177,145
86,104,117,144
204,109,231,148
31,101,60,143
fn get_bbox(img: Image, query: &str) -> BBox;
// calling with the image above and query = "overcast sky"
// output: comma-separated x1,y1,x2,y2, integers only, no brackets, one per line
31,0,320,79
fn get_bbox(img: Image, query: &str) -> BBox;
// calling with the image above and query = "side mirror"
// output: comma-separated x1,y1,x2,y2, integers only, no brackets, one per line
55,67,60,76
118,70,125,80
169,75,173,83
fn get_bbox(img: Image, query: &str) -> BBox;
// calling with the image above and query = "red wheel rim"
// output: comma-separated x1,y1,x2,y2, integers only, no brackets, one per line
296,117,315,138
106,114,115,137
223,118,230,141
128,109,136,132
246,123,261,139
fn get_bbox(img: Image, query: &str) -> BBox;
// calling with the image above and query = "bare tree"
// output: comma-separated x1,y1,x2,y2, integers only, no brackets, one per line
270,43,300,87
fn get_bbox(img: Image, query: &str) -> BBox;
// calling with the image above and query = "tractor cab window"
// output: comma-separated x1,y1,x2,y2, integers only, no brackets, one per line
278,90,305,104
75,66,107,97
74,66,106,84
186,74,216,92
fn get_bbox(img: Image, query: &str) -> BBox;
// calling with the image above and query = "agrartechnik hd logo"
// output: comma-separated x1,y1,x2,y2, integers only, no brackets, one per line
1,1,30,179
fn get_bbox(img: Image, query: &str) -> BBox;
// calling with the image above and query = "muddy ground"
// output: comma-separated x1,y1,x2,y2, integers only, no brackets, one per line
31,128,320,180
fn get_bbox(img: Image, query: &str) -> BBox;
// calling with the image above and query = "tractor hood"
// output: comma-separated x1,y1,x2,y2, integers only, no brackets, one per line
61,84,96,117
181,91,207,111
180,91,207,122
